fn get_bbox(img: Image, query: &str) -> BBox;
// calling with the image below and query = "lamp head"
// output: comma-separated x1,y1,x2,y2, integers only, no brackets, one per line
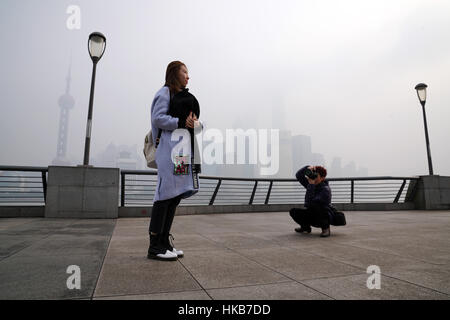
88,32,106,63
415,83,427,105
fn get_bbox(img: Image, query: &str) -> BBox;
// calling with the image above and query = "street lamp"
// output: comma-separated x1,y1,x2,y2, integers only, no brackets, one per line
415,83,434,175
83,32,106,166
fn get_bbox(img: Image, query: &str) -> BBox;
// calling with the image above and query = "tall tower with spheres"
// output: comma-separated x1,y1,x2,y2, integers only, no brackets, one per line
52,65,75,166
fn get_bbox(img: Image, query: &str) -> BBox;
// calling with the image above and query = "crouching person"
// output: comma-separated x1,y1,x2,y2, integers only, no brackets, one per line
289,165,333,237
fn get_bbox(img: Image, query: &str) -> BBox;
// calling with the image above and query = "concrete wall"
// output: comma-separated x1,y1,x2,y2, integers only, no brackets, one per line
409,175,450,210
118,202,415,217
0,202,415,218
45,166,119,218
0,206,45,218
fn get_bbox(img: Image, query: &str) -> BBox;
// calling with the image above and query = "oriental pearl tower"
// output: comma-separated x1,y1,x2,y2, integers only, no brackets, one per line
52,65,75,165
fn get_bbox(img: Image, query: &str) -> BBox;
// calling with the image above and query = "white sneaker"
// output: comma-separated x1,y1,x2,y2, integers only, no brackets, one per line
171,248,184,258
158,250,178,260
168,234,184,258
148,249,178,261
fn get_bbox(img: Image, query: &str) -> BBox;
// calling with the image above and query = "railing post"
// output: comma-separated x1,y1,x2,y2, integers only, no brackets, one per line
249,181,258,205
265,181,273,205
404,179,418,202
41,170,47,204
209,179,221,205
350,180,354,204
120,171,125,207
394,179,407,203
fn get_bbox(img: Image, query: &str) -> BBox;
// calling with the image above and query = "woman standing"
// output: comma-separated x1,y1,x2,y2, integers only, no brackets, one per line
148,61,203,261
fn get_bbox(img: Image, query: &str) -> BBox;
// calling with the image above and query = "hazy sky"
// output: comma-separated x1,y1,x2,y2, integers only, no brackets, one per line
1,0,449,177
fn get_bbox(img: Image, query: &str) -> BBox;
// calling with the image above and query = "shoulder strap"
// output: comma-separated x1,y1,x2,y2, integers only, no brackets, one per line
155,86,171,148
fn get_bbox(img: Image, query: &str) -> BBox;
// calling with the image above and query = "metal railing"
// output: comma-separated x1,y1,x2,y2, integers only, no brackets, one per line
0,166,48,206
120,169,419,207
0,166,419,207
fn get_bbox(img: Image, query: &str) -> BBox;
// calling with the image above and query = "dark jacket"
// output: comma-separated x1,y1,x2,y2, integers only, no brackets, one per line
169,88,200,128
295,166,334,221
169,88,201,173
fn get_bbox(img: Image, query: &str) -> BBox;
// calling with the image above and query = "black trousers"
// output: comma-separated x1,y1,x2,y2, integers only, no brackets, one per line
289,205,330,229
149,194,183,235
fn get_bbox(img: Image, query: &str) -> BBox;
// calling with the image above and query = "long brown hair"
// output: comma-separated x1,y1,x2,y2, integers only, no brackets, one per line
164,61,186,95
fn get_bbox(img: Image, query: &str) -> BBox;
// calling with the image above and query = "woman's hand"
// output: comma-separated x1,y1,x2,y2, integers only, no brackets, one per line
193,114,200,128
185,111,197,128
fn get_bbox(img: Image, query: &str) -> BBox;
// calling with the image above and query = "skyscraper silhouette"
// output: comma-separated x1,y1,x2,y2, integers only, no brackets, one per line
52,64,74,166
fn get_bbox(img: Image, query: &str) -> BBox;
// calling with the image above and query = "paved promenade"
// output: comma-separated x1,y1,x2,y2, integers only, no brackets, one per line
1,210,450,300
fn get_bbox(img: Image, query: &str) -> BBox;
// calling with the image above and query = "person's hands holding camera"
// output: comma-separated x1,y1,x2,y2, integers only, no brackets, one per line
306,166,321,185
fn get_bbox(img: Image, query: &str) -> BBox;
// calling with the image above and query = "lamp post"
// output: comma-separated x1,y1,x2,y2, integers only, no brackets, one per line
83,32,106,166
414,83,434,175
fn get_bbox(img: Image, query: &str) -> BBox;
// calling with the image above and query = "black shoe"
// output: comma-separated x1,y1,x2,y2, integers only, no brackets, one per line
320,228,330,237
147,234,178,261
295,226,311,234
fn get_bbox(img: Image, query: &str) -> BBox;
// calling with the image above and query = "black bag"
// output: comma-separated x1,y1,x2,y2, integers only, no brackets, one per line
331,207,347,226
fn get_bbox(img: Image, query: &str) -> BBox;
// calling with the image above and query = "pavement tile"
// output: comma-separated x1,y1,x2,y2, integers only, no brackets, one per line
0,218,78,235
235,246,364,281
201,232,281,250
179,249,290,289
207,281,331,300
58,220,116,237
110,226,149,238
0,218,38,230
340,237,450,265
0,234,49,259
167,234,226,252
93,253,201,298
0,254,103,300
13,234,111,257
1,210,450,300
94,289,211,300
302,273,450,300
255,230,344,247
295,242,429,270
382,263,450,295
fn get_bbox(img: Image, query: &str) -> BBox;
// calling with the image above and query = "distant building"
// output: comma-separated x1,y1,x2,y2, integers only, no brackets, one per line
292,135,312,170
291,134,327,177
213,119,260,179
311,153,326,167
116,151,138,171
330,157,343,177
275,129,294,178
91,143,143,170
215,139,258,179
200,94,369,179
357,166,369,177
270,98,294,178
343,161,357,177
52,65,74,166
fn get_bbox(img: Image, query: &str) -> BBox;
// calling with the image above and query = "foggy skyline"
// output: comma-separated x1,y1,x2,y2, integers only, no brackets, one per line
1,0,450,177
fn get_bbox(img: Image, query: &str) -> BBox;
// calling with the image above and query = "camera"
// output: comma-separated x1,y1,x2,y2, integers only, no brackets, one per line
304,168,318,179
